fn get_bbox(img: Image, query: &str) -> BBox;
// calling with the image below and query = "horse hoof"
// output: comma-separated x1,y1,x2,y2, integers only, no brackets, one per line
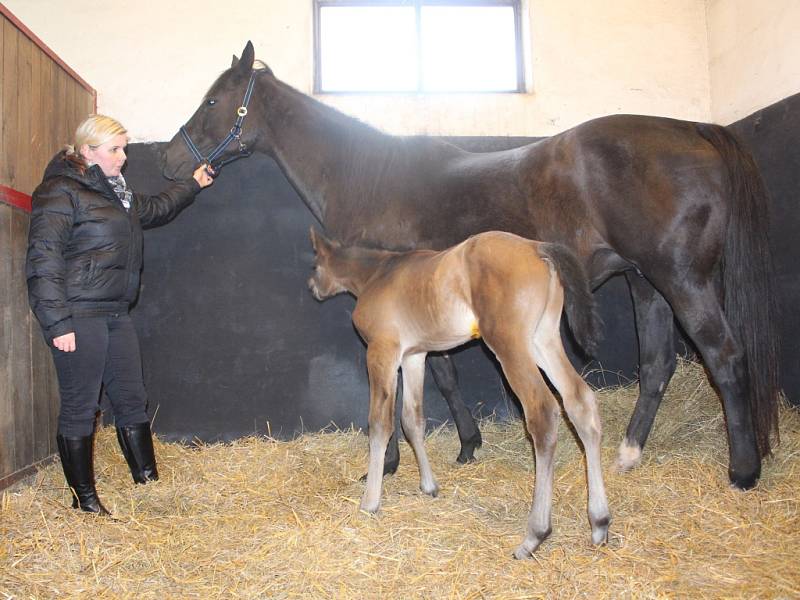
383,459,400,476
729,468,760,491
360,461,399,482
456,432,483,464
615,440,642,472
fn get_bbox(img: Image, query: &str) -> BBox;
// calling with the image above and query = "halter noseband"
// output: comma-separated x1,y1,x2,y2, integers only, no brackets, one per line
179,70,258,173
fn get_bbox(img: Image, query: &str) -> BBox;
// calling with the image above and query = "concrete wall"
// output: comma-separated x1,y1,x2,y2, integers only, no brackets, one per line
2,0,721,141
706,0,800,124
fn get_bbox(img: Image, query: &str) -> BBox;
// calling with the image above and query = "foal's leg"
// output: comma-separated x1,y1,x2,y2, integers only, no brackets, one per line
505,360,560,559
485,330,560,558
400,353,439,498
533,332,610,546
427,354,482,463
361,341,401,513
618,272,677,471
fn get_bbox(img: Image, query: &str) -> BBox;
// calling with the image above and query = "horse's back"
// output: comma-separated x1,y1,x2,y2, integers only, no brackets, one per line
506,114,731,275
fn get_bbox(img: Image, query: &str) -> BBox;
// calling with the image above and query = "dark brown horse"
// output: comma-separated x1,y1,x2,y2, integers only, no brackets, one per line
161,41,779,490
308,229,610,557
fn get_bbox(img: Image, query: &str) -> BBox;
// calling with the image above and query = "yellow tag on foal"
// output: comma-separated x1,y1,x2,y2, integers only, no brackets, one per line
470,321,481,339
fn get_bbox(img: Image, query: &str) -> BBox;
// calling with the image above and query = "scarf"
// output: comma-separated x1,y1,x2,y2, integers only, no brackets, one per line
107,174,133,211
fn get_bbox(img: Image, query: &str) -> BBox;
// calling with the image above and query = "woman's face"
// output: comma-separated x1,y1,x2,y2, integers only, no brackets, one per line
81,134,128,177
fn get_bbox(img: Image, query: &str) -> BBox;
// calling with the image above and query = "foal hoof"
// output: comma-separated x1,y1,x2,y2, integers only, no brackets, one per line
513,528,550,559
512,538,542,560
359,499,381,514
421,481,440,498
591,520,610,546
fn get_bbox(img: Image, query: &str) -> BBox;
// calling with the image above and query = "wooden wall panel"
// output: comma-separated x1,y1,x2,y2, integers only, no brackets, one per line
0,8,96,489
16,31,33,193
0,17,4,181
0,204,13,477
10,209,33,470
2,17,19,187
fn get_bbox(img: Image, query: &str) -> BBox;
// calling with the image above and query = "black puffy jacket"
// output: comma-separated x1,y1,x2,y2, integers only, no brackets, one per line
26,151,201,342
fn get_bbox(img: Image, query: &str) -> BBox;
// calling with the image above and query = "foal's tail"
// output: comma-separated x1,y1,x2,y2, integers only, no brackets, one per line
695,123,780,457
538,243,602,358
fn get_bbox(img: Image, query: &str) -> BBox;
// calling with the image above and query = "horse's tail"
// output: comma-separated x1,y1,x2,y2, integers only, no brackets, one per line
696,123,780,457
538,242,603,358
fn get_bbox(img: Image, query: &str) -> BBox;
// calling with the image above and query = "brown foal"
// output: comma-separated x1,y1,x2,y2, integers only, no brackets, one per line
308,228,610,557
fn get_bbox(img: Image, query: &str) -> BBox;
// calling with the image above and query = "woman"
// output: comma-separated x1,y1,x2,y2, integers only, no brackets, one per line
26,114,214,515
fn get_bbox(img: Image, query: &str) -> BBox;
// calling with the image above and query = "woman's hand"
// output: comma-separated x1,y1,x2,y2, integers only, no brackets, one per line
53,332,76,352
193,163,215,188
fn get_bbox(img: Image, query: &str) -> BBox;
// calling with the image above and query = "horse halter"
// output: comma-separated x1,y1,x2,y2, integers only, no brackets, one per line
179,70,258,173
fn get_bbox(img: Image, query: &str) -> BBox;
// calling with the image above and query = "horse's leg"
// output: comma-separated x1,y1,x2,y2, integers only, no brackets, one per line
617,272,678,471
661,280,760,489
381,377,402,476
361,341,401,513
427,353,482,463
400,353,439,498
533,327,610,546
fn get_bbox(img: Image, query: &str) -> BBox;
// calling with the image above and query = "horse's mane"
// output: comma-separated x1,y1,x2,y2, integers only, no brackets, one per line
252,60,461,165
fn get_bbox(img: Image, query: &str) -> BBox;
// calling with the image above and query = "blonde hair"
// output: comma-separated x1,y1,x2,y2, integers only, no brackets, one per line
65,114,128,160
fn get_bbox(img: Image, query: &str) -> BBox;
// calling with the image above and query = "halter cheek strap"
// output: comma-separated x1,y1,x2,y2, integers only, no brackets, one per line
179,70,258,173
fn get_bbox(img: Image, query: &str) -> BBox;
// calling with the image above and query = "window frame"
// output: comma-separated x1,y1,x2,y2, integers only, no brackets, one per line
312,0,525,94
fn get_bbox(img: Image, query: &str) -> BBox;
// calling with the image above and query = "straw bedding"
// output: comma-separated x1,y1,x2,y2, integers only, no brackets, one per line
2,359,799,599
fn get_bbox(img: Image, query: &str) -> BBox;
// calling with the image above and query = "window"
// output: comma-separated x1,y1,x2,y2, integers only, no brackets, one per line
313,1,524,93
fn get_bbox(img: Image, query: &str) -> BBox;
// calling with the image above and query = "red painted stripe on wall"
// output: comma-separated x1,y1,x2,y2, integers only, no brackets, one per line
0,185,32,213
0,2,97,110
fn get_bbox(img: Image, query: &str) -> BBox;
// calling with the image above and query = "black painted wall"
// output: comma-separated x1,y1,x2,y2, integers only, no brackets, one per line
731,93,800,410
122,94,798,443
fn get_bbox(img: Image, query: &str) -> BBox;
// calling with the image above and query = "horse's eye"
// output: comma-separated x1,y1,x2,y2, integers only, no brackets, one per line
206,99,217,106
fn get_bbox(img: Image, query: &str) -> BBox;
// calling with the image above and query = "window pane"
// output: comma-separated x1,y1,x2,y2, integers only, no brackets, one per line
319,6,417,92
421,6,518,92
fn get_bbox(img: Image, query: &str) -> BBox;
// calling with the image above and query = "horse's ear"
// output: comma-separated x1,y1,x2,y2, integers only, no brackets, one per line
236,41,255,74
231,54,239,68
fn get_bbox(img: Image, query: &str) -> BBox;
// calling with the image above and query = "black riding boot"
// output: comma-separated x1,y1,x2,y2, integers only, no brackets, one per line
56,434,111,515
116,422,159,484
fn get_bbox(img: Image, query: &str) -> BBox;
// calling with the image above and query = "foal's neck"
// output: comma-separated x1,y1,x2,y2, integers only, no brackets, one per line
332,246,400,297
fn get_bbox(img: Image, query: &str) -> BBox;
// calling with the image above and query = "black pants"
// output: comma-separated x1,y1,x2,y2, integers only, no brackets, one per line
50,312,149,437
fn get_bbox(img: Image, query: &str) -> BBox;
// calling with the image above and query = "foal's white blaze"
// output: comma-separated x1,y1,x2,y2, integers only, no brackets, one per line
616,438,642,472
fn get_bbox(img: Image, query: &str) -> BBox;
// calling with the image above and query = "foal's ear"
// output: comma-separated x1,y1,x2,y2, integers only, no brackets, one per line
310,227,334,255
310,227,327,253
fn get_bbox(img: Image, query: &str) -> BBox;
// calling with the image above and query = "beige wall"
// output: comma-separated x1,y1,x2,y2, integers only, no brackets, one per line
3,0,796,142
706,0,800,124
